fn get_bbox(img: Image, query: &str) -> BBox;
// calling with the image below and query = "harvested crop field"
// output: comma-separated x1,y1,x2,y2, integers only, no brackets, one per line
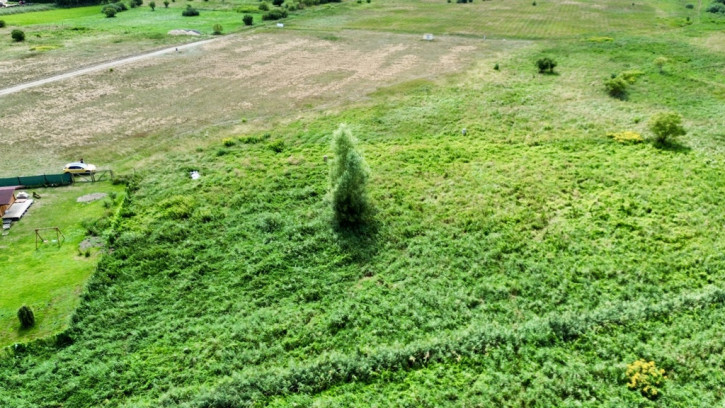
0,30,513,177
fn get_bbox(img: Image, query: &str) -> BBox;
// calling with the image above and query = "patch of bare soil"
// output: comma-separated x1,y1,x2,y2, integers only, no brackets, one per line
76,193,107,203
79,236,104,251
0,30,509,176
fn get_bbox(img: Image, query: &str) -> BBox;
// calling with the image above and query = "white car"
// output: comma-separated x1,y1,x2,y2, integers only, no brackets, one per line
63,162,97,174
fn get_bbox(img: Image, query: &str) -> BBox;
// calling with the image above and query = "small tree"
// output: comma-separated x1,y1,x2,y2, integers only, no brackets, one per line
329,124,370,227
654,56,668,74
243,14,254,25
164,0,169,7
17,305,35,329
536,57,557,74
11,29,25,42
212,23,223,34
149,1,156,10
649,112,686,144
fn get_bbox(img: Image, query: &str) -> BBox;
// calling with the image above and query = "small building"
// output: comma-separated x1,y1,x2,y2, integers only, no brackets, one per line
0,187,17,217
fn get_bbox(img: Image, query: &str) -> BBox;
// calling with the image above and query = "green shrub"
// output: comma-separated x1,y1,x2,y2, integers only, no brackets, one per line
259,1,269,10
212,23,223,34
685,3,694,8
164,0,169,7
182,5,199,15
494,63,499,71
102,5,117,16
604,76,628,99
243,14,253,25
262,8,287,19
11,29,25,42
648,111,686,144
0,20,5,28
535,57,557,73
272,0,284,5
222,137,234,147
269,140,285,153
17,305,35,329
329,124,370,227
149,1,155,10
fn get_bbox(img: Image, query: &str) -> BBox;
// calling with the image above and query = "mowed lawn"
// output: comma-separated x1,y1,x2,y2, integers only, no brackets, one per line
0,182,125,347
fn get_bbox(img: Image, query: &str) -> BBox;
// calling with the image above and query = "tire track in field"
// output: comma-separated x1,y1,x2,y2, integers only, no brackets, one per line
0,38,217,97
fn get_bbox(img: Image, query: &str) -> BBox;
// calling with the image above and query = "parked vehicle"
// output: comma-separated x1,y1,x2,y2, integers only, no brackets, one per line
63,162,97,174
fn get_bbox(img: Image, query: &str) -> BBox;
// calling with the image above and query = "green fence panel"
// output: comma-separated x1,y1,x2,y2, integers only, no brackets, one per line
0,173,73,188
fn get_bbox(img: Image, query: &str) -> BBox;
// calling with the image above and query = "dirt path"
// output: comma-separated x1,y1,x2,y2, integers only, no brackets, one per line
0,38,217,97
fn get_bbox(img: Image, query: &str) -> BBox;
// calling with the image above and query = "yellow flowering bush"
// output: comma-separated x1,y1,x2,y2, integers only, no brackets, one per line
626,359,666,399
607,131,644,143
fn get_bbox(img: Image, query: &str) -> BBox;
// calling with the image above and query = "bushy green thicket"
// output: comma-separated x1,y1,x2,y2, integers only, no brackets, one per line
262,8,287,20
186,287,725,407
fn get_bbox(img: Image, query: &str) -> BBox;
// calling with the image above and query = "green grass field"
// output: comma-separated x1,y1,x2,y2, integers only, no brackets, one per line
0,182,125,347
1,0,725,406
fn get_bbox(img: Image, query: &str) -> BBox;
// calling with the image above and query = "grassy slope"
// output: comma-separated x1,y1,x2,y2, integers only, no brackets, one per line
1,0,725,407
0,182,126,347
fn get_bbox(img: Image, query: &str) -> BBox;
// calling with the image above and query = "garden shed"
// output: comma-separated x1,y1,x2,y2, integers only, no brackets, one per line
0,187,17,217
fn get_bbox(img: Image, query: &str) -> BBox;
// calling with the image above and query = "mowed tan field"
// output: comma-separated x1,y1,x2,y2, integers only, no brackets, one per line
0,30,513,177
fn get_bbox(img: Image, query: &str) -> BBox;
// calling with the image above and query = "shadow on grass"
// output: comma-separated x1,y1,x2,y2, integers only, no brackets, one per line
334,214,381,264
652,139,691,153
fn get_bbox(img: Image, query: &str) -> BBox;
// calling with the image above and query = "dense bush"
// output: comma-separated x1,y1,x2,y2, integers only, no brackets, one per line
182,5,199,16
149,1,155,10
329,124,370,227
272,0,284,5
648,112,686,144
212,23,223,34
259,2,269,10
243,14,253,25
262,9,287,19
0,20,5,28
11,29,25,42
102,5,117,16
535,57,557,73
685,3,694,8
17,305,35,329
707,3,725,13
604,76,628,99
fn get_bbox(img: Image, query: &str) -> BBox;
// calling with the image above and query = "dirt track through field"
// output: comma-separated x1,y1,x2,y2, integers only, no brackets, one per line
0,39,217,97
